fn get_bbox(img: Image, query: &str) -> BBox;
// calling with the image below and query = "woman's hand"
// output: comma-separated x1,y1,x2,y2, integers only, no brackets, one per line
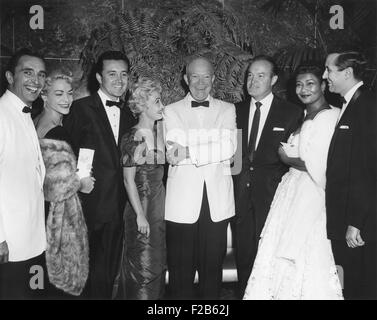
79,176,95,194
137,214,150,237
123,167,150,237
278,146,290,166
278,146,306,171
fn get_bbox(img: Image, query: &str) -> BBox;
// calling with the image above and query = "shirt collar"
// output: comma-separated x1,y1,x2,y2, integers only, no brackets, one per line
343,81,363,105
251,92,274,109
5,89,31,114
187,93,212,104
98,89,120,107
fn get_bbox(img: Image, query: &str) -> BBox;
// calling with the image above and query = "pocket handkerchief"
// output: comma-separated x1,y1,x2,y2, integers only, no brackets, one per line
339,125,349,129
273,127,285,131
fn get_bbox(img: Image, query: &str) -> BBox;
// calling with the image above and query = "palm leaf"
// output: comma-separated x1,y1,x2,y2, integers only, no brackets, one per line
80,1,255,104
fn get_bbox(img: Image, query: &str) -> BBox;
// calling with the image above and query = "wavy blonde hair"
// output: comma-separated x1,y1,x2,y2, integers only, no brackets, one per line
128,77,162,116
41,69,73,96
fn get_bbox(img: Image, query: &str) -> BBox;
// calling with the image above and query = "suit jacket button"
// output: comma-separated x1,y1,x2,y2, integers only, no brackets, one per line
246,183,250,187
249,167,254,171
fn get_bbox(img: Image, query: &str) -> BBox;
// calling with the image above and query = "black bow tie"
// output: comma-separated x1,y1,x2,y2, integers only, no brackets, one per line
106,100,122,108
191,100,209,108
22,106,32,114
341,97,347,105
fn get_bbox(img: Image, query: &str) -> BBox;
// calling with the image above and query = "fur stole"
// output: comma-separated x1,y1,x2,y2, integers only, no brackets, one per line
40,138,89,296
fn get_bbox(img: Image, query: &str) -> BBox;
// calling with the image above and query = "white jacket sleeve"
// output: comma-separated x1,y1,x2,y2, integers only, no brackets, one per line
189,105,237,167
164,106,194,165
0,212,5,243
0,123,6,242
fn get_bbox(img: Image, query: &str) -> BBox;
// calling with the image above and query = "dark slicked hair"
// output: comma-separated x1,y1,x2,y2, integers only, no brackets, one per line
294,63,324,83
95,50,130,76
334,51,367,81
250,55,279,76
6,48,44,74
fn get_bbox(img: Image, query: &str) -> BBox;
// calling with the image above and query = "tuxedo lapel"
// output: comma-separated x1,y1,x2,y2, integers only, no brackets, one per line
238,96,251,155
118,105,132,145
336,85,363,126
328,86,364,160
91,93,120,166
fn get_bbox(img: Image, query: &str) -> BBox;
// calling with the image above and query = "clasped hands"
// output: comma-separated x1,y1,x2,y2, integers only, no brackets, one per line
166,141,190,166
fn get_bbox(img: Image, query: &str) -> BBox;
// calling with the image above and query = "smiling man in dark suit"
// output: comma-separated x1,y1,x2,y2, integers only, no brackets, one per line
324,51,376,300
233,55,303,298
63,51,135,299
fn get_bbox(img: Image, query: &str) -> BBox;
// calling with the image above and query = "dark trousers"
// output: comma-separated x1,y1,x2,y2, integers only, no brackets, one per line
85,220,123,299
332,240,377,300
166,184,228,300
0,253,46,300
234,194,258,299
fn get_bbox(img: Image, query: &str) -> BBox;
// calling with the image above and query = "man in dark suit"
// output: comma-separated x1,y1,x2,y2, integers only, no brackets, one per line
233,55,303,298
324,51,376,300
63,51,135,299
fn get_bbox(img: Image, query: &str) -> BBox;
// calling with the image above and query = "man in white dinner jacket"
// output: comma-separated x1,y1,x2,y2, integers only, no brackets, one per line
164,57,237,299
0,49,47,299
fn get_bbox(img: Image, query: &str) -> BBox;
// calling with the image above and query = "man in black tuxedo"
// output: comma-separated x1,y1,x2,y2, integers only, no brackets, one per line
63,51,135,299
233,55,303,298
324,51,376,300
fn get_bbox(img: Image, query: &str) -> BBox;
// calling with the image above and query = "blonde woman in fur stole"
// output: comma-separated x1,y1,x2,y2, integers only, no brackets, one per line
34,70,95,198
112,78,167,300
34,70,94,298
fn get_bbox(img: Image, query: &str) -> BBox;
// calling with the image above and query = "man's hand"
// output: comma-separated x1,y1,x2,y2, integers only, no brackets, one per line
346,225,365,248
166,141,189,165
79,176,96,194
0,241,9,264
278,146,306,171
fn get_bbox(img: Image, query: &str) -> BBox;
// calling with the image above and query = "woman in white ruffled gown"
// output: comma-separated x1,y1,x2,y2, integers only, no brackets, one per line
243,65,343,300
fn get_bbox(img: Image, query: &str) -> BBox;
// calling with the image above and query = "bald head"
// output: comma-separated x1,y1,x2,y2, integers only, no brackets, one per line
184,57,215,102
186,57,214,76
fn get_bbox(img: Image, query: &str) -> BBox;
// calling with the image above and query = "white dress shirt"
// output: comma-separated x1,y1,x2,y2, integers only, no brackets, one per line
248,92,274,148
338,81,364,121
98,89,121,144
0,90,46,261
187,94,211,128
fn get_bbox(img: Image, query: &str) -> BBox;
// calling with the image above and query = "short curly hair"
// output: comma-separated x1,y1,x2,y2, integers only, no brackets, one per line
128,77,162,116
41,69,73,96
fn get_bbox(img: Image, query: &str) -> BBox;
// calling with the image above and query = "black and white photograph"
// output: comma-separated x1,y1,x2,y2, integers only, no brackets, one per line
0,0,376,306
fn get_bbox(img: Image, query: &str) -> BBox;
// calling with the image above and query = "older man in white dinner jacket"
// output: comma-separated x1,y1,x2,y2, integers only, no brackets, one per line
164,57,237,300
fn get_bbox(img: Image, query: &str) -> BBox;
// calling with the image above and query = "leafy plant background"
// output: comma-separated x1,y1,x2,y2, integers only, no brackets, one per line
0,0,375,103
